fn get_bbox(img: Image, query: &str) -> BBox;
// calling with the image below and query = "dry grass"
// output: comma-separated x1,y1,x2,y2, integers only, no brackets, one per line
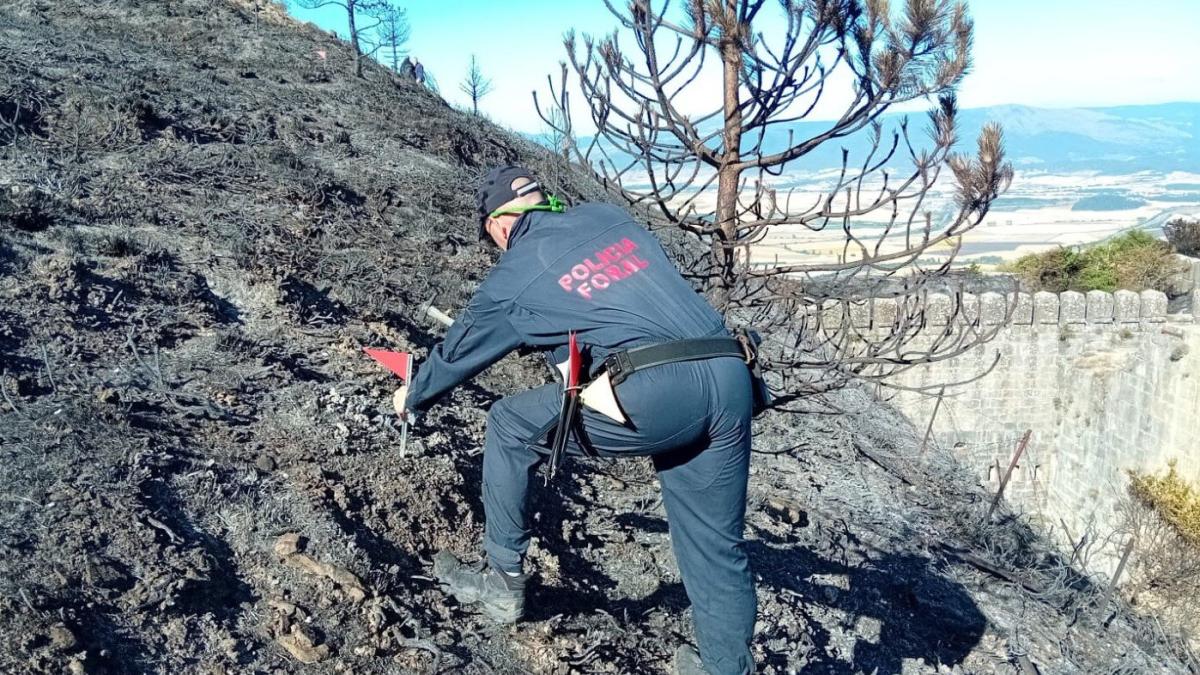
1130,462,1200,546
1118,464,1200,649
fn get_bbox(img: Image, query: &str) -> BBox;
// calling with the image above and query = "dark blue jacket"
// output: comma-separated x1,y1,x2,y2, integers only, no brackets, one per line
405,203,727,412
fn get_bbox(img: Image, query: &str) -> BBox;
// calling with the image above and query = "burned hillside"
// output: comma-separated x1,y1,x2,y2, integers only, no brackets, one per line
0,1,1194,673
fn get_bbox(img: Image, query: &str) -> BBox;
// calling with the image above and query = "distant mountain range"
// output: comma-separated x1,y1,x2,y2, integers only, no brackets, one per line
755,101,1200,175
572,102,1200,176
928,102,1198,173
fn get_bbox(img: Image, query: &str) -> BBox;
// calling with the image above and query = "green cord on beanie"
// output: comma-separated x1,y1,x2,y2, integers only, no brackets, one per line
488,194,566,219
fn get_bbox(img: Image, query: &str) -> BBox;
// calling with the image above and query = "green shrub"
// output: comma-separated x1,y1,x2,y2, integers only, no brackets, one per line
1003,230,1184,292
1129,462,1200,546
1119,463,1200,646
1164,217,1200,256
1005,247,1083,292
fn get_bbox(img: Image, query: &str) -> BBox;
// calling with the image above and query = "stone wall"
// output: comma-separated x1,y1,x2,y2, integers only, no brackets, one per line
1177,254,1200,313
1176,254,1200,291
839,288,1177,331
874,289,1200,573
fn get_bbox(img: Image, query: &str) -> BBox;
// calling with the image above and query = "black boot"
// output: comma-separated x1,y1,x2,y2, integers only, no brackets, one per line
432,550,526,624
673,644,709,675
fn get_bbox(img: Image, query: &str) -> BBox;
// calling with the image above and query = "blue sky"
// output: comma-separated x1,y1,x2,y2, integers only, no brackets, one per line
285,0,1200,133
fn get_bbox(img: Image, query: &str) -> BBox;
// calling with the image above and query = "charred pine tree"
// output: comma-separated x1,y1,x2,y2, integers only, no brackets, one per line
538,105,572,158
374,5,411,73
458,55,494,115
538,0,1016,407
293,0,390,78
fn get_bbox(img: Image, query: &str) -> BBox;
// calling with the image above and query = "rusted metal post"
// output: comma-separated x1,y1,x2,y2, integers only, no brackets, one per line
986,429,1032,520
1104,538,1136,607
1069,533,1088,568
919,386,946,455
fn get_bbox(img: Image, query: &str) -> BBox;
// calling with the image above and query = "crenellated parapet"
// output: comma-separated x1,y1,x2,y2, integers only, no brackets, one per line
838,288,1181,329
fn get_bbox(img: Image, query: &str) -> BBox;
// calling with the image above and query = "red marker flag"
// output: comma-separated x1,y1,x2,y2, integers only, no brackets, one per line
364,348,414,382
567,331,581,390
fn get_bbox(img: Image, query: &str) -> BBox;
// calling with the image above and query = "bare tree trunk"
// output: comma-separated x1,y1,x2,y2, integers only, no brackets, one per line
347,1,363,78
713,1,745,310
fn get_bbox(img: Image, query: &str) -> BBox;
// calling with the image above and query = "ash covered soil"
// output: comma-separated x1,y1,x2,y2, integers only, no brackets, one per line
0,1,1193,673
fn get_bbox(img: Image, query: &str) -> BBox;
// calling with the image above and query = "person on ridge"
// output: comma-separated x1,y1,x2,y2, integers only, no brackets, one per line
398,56,416,81
393,165,757,674
411,56,425,84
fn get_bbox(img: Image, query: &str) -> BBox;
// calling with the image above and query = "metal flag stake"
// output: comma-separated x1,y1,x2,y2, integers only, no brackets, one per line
399,352,413,454
547,332,581,483
364,348,415,454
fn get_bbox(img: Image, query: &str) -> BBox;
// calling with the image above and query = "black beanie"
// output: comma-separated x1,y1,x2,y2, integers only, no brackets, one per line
474,165,540,239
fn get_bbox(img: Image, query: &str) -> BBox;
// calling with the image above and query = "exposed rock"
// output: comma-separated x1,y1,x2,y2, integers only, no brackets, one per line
273,533,304,558
276,625,330,664
48,623,77,651
268,597,302,617
283,553,368,603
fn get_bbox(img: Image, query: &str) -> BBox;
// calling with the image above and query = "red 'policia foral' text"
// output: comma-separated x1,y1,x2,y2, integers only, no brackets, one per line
558,237,651,300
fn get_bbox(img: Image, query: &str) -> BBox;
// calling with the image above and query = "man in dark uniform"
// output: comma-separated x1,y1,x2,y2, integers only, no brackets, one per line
393,166,756,674
398,56,416,81
411,56,425,85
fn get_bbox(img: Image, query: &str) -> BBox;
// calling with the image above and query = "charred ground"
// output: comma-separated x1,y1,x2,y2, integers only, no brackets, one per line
0,1,1194,673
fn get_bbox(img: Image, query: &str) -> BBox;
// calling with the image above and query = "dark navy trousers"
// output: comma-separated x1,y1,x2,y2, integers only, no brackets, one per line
481,356,756,675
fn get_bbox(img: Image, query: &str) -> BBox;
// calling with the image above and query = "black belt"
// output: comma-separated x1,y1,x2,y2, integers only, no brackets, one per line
603,336,750,386
533,335,759,477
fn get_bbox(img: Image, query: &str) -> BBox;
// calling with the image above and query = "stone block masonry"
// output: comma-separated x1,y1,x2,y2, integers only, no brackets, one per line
871,288,1199,575
849,288,1178,330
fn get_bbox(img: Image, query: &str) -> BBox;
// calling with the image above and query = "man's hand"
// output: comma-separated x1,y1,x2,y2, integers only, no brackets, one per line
393,385,410,421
